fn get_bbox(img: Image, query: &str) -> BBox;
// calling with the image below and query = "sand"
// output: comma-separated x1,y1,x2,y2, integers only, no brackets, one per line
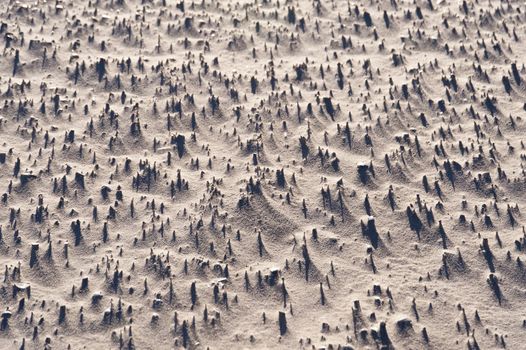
0,0,526,349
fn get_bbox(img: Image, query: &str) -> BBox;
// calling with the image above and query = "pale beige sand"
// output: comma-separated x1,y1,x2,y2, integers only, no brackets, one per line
0,0,525,349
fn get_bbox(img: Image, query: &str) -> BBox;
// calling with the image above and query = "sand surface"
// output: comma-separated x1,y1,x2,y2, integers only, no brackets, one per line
0,0,526,349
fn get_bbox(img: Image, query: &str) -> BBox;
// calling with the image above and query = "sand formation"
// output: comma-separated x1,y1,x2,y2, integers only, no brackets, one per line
0,0,526,348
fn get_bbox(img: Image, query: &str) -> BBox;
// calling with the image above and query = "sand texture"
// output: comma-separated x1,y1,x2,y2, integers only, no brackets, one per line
0,0,526,349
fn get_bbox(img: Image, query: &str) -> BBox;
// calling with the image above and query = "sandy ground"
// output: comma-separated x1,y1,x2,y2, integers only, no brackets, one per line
0,0,526,349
